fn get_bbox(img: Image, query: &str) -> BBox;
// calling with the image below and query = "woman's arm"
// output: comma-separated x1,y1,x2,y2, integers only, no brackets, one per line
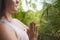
0,23,18,40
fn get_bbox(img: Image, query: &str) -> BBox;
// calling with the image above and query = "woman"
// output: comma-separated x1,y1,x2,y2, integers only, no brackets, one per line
0,0,37,40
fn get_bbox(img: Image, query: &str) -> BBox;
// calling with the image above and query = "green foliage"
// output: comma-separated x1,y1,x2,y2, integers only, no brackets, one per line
13,0,60,40
38,0,60,40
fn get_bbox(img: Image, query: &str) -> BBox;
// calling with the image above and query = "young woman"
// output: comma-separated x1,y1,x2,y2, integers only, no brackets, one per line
0,0,37,40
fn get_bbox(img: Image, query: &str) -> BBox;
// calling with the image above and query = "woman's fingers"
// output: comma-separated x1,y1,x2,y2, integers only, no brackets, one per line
30,22,33,31
30,22,36,31
29,22,38,39
30,22,37,34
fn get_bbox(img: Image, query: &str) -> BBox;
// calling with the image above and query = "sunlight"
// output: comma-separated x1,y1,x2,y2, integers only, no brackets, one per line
22,0,29,11
21,0,56,11
21,0,43,11
45,0,56,4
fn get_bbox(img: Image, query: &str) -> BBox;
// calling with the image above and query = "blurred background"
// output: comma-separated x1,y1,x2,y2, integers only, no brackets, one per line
13,0,60,40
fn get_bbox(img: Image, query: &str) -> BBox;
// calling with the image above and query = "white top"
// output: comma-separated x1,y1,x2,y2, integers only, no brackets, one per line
0,19,29,40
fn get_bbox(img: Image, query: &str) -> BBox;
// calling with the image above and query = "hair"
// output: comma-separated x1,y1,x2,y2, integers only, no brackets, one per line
0,0,5,18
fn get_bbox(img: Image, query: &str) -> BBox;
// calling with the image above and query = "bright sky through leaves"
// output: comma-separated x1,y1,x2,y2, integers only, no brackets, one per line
21,0,56,11
21,0,43,11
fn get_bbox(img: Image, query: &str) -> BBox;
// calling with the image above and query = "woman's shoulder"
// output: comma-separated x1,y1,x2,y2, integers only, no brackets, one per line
0,21,18,40
0,21,15,34
0,22,7,29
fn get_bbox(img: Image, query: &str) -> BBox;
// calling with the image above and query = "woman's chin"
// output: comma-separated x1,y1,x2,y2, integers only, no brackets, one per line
13,9,18,13
11,10,18,14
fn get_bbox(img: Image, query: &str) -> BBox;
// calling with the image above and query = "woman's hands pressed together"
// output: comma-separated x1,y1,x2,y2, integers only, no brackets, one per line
27,22,38,40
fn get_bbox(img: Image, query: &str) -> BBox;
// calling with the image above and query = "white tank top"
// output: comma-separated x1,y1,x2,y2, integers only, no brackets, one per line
0,19,29,40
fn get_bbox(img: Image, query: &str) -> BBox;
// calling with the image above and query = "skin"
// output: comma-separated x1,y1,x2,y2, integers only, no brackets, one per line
0,0,37,40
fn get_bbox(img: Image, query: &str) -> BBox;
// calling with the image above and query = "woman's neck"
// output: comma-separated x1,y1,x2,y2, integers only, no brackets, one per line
2,12,13,22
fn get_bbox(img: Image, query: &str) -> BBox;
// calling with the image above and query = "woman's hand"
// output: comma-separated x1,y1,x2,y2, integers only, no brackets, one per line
27,22,38,40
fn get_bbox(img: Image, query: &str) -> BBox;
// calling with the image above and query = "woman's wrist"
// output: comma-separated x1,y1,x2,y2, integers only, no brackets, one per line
31,38,37,40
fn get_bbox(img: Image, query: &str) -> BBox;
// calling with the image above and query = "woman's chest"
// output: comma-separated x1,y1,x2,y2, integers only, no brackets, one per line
11,22,29,40
11,19,27,32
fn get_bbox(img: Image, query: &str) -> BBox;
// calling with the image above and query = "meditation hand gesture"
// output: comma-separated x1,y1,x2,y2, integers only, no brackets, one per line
28,22,38,40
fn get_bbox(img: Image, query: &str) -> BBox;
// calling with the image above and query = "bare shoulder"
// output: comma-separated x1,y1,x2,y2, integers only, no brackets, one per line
0,22,18,40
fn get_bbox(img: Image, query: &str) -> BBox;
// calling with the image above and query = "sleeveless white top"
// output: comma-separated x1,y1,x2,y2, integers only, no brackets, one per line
0,19,29,40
